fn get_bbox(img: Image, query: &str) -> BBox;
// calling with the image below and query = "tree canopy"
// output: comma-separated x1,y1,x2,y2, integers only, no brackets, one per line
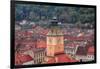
15,4,95,24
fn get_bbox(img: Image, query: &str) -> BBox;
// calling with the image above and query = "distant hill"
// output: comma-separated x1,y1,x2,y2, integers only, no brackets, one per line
15,4,95,24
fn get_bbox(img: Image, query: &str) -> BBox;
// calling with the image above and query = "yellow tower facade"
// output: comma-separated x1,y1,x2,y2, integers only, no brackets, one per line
46,17,64,57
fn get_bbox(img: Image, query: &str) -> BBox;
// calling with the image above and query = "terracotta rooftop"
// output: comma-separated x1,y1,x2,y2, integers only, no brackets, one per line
47,54,78,63
47,57,56,64
65,43,79,47
55,54,71,63
37,40,46,48
87,46,94,55
15,53,33,65
64,36,93,41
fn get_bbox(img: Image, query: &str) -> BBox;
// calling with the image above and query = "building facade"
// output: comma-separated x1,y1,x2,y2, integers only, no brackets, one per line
46,17,64,57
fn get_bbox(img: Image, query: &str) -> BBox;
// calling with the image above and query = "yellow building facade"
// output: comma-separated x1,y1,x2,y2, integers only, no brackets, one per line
47,26,64,57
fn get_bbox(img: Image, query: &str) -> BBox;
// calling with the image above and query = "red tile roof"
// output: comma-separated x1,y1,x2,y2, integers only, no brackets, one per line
65,43,79,47
87,46,94,55
55,54,71,63
64,36,93,41
15,53,33,65
47,57,56,64
37,40,46,48
47,54,78,63
69,59,79,62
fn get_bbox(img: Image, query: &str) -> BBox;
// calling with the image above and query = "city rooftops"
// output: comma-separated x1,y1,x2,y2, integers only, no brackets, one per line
87,46,94,55
15,53,33,65
47,54,78,63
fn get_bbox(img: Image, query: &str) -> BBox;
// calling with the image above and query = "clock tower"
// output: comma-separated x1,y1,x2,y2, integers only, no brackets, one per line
47,17,64,57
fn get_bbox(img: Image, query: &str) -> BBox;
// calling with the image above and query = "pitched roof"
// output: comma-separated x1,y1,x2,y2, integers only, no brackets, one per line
64,36,92,41
37,40,46,48
55,54,71,63
15,53,33,65
47,57,56,64
47,54,78,63
87,46,94,55
65,43,79,47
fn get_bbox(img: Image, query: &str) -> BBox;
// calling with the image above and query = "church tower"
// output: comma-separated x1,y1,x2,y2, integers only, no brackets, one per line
47,17,64,57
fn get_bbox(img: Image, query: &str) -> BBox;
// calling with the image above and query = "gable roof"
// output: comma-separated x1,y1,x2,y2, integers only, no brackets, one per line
47,54,78,64
15,53,33,65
